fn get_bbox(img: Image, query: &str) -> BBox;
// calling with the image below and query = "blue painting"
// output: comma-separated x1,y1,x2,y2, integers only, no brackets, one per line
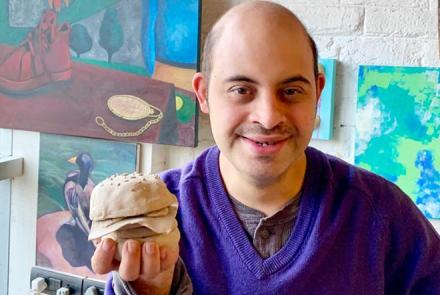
355,66,440,219
143,0,199,75
36,133,139,278
312,58,336,140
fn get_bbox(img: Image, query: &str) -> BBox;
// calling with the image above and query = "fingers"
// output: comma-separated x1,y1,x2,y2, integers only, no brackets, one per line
140,242,179,276
92,238,179,285
159,246,179,272
91,238,117,274
119,240,142,281
141,242,161,279
129,242,178,293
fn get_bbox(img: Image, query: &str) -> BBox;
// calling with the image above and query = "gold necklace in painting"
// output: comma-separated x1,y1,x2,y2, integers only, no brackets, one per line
95,94,163,137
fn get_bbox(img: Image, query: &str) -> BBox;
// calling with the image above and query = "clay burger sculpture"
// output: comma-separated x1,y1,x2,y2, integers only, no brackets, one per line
88,172,180,260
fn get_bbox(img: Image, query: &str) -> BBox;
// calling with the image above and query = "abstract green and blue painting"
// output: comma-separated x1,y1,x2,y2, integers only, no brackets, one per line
355,65,440,219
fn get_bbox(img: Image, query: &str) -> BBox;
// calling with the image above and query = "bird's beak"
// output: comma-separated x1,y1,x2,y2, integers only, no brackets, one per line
68,156,77,164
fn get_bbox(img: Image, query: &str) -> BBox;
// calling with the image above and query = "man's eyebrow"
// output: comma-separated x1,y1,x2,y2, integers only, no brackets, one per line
224,75,257,84
281,75,312,86
224,75,312,85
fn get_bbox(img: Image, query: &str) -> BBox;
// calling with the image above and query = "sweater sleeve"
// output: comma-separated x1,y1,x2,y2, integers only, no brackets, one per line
108,257,193,295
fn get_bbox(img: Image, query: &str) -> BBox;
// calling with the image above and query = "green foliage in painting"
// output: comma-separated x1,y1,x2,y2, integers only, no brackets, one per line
99,7,124,63
69,24,92,58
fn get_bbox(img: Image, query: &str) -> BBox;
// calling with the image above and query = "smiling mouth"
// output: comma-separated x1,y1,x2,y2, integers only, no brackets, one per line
255,140,277,146
242,136,288,146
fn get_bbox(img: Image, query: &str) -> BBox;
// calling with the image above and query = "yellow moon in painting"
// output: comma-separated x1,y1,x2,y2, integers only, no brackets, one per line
176,95,184,111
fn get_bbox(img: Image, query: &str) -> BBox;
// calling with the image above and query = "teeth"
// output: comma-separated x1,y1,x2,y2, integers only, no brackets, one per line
257,141,271,146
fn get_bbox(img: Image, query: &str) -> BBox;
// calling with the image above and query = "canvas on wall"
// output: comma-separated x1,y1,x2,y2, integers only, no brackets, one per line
312,58,336,140
355,65,440,219
36,133,139,278
0,0,200,147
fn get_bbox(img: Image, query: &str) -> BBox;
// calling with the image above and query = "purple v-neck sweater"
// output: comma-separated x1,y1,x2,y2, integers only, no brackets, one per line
107,146,440,294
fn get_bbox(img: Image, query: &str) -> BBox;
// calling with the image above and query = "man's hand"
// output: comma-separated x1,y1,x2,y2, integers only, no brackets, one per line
91,238,179,295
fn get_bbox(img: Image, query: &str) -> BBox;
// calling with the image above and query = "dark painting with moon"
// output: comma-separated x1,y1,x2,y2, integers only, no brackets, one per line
0,0,200,146
36,133,139,278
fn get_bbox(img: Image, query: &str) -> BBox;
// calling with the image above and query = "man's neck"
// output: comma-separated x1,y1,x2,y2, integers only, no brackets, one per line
219,153,307,216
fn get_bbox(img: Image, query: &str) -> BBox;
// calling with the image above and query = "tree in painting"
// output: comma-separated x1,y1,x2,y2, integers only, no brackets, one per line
99,8,124,63
69,24,92,58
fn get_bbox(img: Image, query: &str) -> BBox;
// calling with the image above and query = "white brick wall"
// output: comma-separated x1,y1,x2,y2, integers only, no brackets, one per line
364,0,429,8
365,8,435,38
290,6,365,35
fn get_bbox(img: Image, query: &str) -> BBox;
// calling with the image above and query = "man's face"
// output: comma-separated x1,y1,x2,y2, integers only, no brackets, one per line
195,20,324,184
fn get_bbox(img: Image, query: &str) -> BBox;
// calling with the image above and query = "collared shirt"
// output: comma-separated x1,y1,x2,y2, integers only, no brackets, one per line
230,194,301,258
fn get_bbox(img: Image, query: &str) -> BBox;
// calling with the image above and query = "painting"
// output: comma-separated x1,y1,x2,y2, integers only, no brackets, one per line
355,65,440,219
312,58,336,140
36,133,139,278
0,0,200,147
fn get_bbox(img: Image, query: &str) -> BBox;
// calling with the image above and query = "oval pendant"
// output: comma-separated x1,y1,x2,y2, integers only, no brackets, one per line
107,95,155,121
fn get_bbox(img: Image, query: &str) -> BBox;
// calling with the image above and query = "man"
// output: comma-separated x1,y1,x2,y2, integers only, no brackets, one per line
92,1,440,294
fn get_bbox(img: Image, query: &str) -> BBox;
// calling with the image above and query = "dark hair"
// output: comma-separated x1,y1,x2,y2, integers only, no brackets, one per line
308,34,319,79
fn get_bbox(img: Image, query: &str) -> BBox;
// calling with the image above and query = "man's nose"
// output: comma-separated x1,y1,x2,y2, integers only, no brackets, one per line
250,92,285,130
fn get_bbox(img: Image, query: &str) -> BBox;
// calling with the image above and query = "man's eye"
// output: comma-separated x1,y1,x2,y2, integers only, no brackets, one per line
231,87,251,95
283,88,300,96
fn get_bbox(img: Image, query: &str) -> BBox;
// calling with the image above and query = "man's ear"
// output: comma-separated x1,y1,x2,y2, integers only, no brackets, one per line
315,72,326,103
192,72,209,114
